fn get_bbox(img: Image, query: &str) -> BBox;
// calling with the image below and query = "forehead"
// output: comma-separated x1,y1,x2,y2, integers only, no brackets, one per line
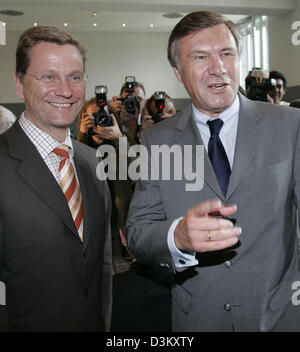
134,86,145,98
28,42,84,71
178,23,238,54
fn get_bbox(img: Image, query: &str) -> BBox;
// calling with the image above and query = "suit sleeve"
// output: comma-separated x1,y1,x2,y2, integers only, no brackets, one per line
126,131,176,273
101,180,113,332
0,213,10,331
293,115,300,228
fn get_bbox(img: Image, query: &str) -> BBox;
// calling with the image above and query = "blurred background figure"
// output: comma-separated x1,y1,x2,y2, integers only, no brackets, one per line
0,105,17,134
110,76,146,145
77,97,133,274
245,68,276,103
268,70,289,105
77,96,122,147
139,92,176,136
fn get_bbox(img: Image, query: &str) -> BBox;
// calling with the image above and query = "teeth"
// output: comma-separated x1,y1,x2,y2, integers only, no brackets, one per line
50,103,71,107
210,83,226,89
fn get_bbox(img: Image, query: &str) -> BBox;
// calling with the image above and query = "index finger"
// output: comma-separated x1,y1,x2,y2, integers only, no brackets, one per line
192,199,237,218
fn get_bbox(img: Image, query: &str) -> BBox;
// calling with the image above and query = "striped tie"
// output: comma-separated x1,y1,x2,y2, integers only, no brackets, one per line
53,145,84,241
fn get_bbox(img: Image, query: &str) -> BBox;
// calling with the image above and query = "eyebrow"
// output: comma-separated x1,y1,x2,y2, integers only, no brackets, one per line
189,47,236,55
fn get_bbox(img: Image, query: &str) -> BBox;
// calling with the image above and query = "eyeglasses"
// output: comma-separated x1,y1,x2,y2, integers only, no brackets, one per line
25,72,88,86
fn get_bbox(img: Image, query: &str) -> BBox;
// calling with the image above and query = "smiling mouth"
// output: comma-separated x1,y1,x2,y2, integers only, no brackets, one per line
209,83,229,90
49,102,75,107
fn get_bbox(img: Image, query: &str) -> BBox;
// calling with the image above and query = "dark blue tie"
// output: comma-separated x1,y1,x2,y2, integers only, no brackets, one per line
207,118,231,196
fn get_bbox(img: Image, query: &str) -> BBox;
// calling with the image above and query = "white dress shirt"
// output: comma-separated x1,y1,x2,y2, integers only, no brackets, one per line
168,96,240,270
18,112,77,185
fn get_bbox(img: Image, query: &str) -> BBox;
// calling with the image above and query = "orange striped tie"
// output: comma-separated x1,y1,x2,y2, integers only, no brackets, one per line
53,145,84,241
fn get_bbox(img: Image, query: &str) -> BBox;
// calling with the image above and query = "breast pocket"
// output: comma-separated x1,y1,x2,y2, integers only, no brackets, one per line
250,160,289,183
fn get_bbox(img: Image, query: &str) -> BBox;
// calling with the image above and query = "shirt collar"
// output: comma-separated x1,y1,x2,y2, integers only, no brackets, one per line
19,112,74,160
192,95,240,136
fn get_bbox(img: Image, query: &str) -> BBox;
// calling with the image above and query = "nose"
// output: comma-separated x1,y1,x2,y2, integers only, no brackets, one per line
208,55,226,76
54,79,73,97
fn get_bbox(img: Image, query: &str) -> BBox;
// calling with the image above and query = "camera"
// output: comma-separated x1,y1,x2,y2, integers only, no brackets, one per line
93,85,112,127
246,68,276,102
118,76,140,115
152,91,166,124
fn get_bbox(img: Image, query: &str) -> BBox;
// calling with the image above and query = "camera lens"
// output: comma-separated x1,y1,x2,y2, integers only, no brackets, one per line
94,111,112,127
124,97,137,114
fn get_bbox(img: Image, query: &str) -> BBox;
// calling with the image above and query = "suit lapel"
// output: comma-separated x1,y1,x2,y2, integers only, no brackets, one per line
173,105,225,199
226,94,262,200
7,124,80,241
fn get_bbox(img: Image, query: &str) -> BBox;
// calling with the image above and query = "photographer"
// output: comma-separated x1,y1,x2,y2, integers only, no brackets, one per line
77,97,122,147
245,68,276,103
78,96,134,274
110,78,146,145
139,92,176,135
268,70,289,106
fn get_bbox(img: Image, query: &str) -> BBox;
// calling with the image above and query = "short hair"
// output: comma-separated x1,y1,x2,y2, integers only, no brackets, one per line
16,26,86,78
167,11,242,69
269,70,287,90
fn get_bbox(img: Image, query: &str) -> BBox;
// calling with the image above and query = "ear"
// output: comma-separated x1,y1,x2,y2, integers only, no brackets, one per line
173,66,183,83
14,73,25,99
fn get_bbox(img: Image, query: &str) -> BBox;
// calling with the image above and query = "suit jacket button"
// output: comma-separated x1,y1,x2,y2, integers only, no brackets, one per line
224,303,231,311
225,261,232,268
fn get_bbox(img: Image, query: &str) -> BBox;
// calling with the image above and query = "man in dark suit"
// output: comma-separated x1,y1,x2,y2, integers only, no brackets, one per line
0,26,112,331
126,11,300,331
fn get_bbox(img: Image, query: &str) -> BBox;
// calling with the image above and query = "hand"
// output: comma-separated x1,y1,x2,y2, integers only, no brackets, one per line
119,104,139,127
110,96,123,114
79,113,95,134
267,94,275,103
93,114,122,141
140,115,154,133
160,112,173,119
174,199,241,253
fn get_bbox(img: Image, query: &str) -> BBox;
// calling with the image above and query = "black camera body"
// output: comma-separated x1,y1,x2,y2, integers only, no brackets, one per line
118,76,140,115
93,85,112,127
246,68,276,102
152,91,166,124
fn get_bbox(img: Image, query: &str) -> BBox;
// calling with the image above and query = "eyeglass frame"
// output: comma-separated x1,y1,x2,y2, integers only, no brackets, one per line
24,71,88,86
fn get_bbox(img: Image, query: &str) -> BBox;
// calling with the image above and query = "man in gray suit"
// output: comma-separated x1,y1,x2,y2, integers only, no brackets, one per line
126,11,300,331
0,26,112,331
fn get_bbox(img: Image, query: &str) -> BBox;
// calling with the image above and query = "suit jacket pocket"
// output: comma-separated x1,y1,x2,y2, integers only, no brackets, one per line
260,270,300,332
268,271,300,313
172,284,192,314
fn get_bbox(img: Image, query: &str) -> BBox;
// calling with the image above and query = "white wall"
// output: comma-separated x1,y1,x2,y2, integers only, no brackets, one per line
0,30,189,104
268,1,300,88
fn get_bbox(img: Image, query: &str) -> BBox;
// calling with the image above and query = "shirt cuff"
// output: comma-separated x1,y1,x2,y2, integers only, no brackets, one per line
167,217,199,270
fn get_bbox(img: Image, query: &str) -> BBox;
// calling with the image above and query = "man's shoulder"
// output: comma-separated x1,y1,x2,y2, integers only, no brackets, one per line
241,95,300,123
72,139,99,164
143,105,192,142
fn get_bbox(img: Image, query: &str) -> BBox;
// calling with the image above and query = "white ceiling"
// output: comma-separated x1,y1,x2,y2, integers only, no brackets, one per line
0,0,296,33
